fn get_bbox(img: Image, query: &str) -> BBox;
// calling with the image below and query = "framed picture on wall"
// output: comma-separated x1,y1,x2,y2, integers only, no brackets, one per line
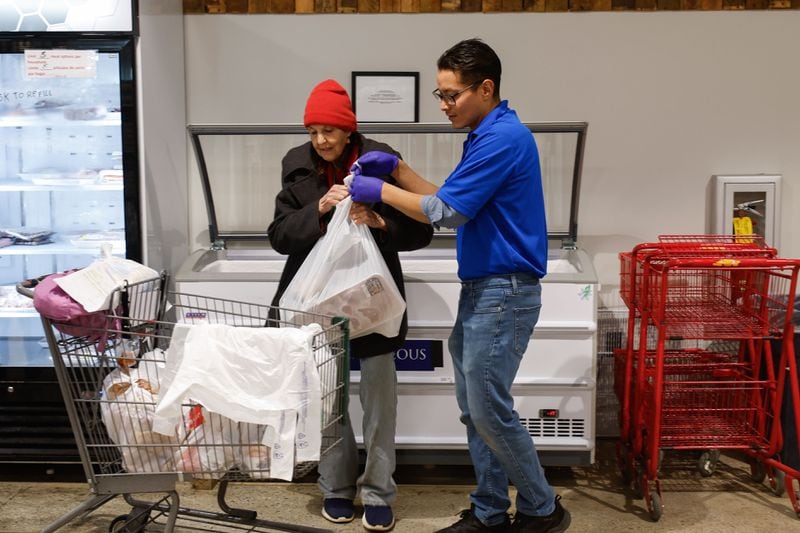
351,71,419,123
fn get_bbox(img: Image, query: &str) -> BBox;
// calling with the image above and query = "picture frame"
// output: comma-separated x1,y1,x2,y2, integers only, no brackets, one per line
351,71,419,123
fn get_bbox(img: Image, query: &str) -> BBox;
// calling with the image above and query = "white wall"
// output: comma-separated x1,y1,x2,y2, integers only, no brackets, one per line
138,0,189,276
183,12,800,302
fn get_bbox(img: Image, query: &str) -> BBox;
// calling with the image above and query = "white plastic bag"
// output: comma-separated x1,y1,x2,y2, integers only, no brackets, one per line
173,405,238,480
55,243,159,312
99,352,176,473
237,423,272,480
279,196,405,339
152,323,323,481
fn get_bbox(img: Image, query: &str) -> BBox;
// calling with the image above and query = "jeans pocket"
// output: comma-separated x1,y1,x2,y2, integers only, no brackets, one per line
471,286,505,313
514,306,540,356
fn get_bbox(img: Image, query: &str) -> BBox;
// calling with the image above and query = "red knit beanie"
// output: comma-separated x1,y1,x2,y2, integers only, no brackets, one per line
303,79,357,132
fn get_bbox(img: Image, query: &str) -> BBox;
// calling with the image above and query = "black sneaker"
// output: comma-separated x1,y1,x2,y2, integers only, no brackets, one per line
321,498,355,523
510,495,571,533
362,505,395,531
435,507,511,532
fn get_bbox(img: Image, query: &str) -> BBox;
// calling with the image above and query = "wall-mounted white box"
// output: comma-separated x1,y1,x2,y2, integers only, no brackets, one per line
709,174,782,250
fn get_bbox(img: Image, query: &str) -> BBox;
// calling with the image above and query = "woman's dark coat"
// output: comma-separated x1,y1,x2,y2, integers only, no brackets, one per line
268,135,433,358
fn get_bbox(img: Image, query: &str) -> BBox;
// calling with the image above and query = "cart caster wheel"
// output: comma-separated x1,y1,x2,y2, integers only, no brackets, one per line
648,492,663,522
770,469,786,497
698,450,721,477
109,513,147,533
109,515,125,532
750,460,767,484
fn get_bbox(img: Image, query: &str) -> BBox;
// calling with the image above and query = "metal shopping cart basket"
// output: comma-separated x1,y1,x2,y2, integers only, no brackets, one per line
18,272,349,533
616,240,800,521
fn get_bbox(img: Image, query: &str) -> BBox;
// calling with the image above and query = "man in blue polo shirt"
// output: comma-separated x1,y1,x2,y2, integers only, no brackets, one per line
348,38,570,533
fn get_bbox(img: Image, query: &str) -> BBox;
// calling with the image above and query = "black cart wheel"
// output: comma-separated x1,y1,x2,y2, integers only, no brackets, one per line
771,469,786,497
697,450,721,477
109,513,147,533
649,492,663,522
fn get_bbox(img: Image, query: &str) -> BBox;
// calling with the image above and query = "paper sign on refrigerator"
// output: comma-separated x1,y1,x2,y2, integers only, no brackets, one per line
24,49,97,79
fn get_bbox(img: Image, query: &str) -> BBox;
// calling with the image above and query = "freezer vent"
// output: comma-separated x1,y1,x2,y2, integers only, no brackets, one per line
522,418,585,438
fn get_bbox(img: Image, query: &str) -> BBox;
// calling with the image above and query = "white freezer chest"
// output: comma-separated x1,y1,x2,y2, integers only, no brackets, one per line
178,123,596,465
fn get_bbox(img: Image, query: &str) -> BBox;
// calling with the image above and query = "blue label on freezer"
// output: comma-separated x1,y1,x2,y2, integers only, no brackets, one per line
351,339,443,371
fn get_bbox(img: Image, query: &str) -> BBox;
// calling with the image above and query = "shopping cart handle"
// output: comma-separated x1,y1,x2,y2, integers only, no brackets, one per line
16,273,57,299
16,271,60,298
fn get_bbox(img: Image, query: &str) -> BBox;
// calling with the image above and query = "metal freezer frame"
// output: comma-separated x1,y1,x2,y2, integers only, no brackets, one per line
187,122,588,250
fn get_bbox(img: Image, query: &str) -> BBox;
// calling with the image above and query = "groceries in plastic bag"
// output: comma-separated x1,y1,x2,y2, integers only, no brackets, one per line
173,405,240,480
237,423,272,480
99,345,273,478
99,348,177,473
152,323,323,480
279,196,405,338
172,407,272,480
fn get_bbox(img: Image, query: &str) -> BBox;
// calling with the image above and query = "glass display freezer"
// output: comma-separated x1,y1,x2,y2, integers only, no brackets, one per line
178,122,596,465
0,2,140,464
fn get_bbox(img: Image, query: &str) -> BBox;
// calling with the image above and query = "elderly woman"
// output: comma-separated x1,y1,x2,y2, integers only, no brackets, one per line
267,79,433,532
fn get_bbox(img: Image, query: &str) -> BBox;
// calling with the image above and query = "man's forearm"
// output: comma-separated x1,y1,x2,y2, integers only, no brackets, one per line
381,183,431,224
394,160,440,196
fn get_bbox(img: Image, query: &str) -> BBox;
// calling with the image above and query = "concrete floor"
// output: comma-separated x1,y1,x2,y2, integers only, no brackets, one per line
1,441,799,532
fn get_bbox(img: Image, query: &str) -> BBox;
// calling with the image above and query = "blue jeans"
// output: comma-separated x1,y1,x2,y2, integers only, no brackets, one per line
449,273,555,525
318,352,397,506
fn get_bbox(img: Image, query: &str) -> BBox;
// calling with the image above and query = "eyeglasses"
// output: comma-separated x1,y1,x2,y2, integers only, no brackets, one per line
432,82,479,106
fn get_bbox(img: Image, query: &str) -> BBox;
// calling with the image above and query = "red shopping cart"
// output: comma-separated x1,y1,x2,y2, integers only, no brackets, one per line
616,237,777,486
616,236,800,521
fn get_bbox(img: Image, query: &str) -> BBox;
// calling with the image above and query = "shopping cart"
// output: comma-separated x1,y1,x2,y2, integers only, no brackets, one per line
616,236,800,521
615,236,778,484
18,273,350,533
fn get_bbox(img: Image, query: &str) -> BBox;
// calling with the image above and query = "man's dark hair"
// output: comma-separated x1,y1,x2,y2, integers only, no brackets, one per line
437,38,502,99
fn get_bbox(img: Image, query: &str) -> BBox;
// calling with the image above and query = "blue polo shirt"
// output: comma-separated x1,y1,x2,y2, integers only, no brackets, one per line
436,101,548,281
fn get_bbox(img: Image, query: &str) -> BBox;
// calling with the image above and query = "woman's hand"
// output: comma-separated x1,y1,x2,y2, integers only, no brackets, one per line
350,202,386,231
318,184,350,216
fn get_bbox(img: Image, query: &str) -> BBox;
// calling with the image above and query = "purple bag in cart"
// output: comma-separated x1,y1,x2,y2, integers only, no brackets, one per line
33,271,117,350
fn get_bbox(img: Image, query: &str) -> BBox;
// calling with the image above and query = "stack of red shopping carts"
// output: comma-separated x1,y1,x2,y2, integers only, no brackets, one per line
615,235,800,521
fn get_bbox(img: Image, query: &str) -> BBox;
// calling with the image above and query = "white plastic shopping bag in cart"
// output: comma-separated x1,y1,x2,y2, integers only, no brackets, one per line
55,243,159,313
99,349,176,473
172,406,272,480
279,195,405,339
152,323,323,481
173,405,239,480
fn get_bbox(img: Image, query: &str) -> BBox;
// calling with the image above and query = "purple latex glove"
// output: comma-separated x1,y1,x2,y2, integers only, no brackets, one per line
349,173,384,203
351,151,398,177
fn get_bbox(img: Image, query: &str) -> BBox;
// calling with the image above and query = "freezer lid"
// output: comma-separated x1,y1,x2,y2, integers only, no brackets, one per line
187,122,587,249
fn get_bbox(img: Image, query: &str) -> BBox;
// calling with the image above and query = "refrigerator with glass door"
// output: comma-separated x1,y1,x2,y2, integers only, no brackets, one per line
0,4,140,464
